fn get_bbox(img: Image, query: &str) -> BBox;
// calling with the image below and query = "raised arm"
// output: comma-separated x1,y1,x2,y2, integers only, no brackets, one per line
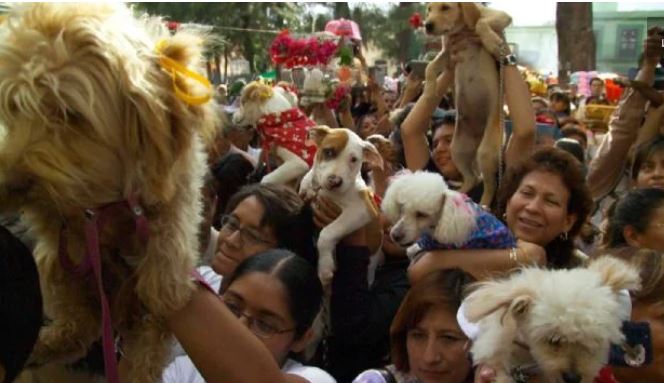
401,53,454,171
587,27,663,200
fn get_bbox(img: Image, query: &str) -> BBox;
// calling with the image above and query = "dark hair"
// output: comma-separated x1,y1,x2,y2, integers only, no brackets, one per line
550,91,571,114
495,147,593,269
0,225,43,383
390,269,475,372
631,135,664,180
589,77,604,86
223,249,323,338
225,184,316,266
555,138,585,165
603,188,664,249
560,125,588,147
432,110,456,132
211,152,254,226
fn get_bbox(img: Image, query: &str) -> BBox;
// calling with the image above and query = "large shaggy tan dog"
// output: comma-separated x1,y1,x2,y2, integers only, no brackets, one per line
0,3,217,382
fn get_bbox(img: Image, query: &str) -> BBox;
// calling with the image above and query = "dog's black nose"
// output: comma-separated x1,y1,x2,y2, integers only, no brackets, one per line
391,232,404,243
562,372,581,383
326,175,343,190
424,22,434,33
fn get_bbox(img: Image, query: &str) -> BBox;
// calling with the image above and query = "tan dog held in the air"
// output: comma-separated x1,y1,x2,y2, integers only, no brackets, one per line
425,2,512,207
0,3,217,381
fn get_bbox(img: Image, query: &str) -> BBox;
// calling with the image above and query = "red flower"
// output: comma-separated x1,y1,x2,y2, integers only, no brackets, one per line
409,12,423,29
269,30,339,68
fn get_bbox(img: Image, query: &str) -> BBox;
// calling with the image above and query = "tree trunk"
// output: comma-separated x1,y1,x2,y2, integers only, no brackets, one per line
397,3,415,64
214,54,221,84
334,2,351,19
223,46,229,84
556,3,595,85
205,59,212,81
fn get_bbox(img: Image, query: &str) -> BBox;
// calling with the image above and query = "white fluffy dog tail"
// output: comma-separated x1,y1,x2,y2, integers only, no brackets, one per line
434,190,478,247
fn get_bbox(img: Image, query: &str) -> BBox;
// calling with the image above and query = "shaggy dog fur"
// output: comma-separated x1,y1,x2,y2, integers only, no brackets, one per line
382,171,477,248
464,257,640,383
0,3,217,381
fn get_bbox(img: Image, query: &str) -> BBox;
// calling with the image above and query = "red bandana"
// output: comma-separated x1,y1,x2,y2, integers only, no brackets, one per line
256,108,317,167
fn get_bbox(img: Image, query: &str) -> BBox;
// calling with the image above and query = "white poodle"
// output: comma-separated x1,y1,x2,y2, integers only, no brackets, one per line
382,171,514,256
464,256,640,383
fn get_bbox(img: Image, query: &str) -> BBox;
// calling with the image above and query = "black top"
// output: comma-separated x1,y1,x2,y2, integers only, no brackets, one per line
318,244,410,383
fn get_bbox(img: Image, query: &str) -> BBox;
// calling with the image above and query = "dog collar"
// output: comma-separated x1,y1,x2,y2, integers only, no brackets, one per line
58,193,149,383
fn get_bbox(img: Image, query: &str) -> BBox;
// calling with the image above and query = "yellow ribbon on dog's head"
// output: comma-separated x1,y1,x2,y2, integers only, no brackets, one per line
156,39,212,106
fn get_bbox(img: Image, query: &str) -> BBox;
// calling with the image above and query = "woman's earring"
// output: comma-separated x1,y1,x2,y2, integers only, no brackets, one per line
560,231,569,241
502,212,507,220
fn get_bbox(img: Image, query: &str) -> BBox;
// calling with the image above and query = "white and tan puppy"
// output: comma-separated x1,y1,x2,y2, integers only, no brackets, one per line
425,2,512,207
300,126,383,285
233,81,317,185
465,257,640,383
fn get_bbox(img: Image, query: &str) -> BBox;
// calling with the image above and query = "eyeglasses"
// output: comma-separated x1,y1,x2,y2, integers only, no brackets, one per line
219,215,275,247
223,299,295,339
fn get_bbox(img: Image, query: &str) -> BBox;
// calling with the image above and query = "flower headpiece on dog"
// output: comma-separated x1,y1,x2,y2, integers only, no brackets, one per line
156,39,213,106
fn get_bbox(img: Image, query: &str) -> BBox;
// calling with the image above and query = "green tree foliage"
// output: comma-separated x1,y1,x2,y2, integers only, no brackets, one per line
135,2,307,74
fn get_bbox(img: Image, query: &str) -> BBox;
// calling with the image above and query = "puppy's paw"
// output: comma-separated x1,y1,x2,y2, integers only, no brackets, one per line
318,257,336,286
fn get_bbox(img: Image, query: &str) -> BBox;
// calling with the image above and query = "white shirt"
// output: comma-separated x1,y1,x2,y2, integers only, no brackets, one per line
162,355,337,383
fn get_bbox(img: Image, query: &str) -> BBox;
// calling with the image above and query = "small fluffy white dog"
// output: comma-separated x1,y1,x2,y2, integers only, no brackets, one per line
233,81,317,185
299,126,383,285
382,171,477,248
464,256,640,383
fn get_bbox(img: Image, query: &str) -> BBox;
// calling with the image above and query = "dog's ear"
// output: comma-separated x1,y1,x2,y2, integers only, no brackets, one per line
464,280,535,322
241,82,274,104
508,295,532,320
589,256,641,293
433,190,477,246
362,141,384,171
460,3,482,29
308,125,332,147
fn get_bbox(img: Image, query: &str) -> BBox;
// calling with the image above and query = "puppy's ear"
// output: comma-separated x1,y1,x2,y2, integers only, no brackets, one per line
464,281,534,322
307,125,332,147
433,190,477,246
589,256,641,293
460,3,481,29
241,82,274,104
362,141,384,171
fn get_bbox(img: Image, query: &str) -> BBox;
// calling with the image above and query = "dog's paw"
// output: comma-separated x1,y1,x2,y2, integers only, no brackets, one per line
318,257,336,286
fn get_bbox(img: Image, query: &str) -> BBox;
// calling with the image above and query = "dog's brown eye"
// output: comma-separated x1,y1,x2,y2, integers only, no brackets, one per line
350,156,358,163
323,148,335,159
441,4,449,11
415,211,428,219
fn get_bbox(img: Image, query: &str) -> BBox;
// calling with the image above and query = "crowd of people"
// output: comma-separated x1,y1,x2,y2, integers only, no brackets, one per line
1,14,664,383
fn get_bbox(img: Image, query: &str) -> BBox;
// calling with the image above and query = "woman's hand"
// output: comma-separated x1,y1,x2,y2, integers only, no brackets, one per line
311,195,342,229
399,73,423,107
516,240,547,266
643,27,664,68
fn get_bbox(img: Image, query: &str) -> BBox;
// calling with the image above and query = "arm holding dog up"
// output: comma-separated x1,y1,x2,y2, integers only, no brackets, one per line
587,27,663,200
407,239,546,283
401,55,454,171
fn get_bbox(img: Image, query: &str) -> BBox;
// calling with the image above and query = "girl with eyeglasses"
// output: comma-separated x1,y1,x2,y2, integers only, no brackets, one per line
163,249,335,383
